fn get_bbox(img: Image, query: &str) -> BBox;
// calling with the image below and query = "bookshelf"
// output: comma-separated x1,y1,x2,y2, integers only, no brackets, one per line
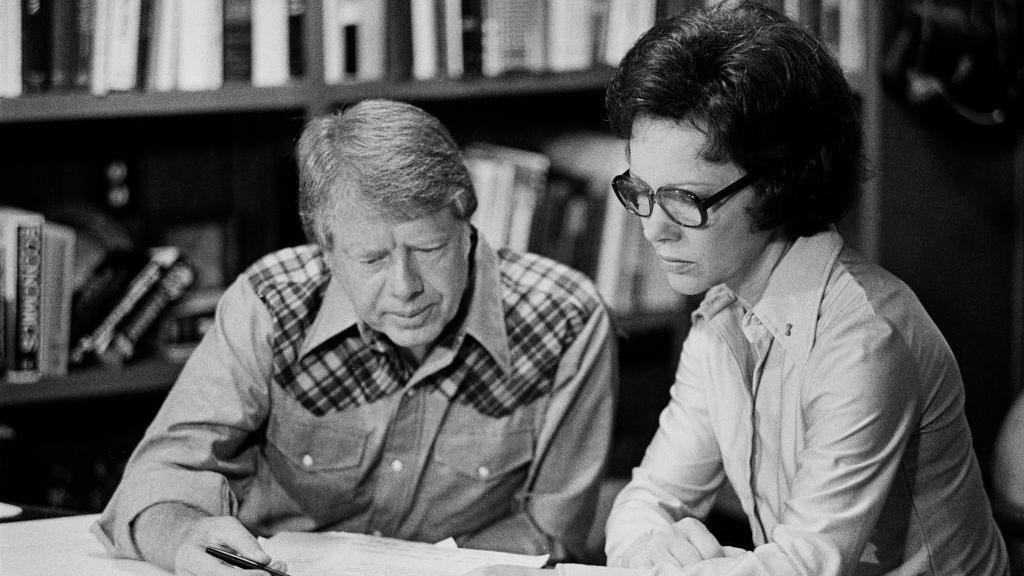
14,0,997,526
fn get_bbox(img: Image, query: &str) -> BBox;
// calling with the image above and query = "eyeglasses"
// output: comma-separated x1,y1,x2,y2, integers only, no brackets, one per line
611,170,757,228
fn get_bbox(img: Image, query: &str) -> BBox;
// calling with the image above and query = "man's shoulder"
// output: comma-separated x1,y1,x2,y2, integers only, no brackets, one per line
496,248,604,316
244,245,330,299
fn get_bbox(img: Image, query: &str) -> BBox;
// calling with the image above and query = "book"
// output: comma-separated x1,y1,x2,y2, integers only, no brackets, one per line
144,0,176,92
39,222,76,377
411,0,441,80
1,0,24,98
72,0,94,90
460,0,483,76
69,245,181,365
100,257,194,365
50,0,79,91
287,0,305,78
252,0,289,86
105,0,142,92
443,0,463,77
223,0,253,83
547,0,593,72
21,0,53,93
385,0,413,80
89,0,109,95
481,0,546,77
68,249,150,348
157,286,222,362
177,0,223,91
0,206,45,384
602,0,655,67
465,142,549,253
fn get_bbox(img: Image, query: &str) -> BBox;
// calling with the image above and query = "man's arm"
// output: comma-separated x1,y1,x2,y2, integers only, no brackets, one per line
92,275,275,561
459,306,618,562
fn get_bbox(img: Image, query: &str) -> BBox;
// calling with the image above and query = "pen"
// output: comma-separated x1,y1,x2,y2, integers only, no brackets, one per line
204,545,292,576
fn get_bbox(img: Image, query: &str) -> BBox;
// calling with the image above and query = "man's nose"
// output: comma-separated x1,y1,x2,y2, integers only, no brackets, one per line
389,253,424,298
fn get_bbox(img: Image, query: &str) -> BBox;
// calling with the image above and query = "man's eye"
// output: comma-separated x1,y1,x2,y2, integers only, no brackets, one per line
360,255,386,265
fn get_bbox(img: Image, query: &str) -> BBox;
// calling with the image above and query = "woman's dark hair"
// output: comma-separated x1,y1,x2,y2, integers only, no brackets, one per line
605,1,863,237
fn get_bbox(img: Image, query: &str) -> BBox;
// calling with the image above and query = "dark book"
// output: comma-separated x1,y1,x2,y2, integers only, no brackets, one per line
223,0,253,83
101,258,195,365
460,0,482,77
386,0,412,80
287,0,305,78
22,0,53,93
50,0,78,90
135,0,154,90
72,0,94,90
70,246,181,365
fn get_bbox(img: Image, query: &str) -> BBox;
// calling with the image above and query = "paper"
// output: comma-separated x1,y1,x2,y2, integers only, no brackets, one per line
259,531,548,576
0,502,23,519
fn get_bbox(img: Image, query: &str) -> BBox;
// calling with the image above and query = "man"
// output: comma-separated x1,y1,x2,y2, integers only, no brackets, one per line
93,99,617,575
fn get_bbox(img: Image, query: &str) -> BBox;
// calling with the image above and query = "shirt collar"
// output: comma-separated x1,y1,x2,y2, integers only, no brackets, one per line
299,233,512,373
693,227,844,363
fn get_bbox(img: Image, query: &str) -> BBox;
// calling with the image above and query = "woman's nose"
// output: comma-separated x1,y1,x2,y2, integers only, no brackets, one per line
640,203,681,244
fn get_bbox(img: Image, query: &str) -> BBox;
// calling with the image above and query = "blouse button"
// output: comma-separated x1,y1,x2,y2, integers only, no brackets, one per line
301,454,314,469
477,466,491,479
391,459,404,472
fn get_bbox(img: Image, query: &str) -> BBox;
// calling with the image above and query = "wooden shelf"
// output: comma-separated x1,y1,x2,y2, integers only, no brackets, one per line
0,358,182,407
0,68,615,124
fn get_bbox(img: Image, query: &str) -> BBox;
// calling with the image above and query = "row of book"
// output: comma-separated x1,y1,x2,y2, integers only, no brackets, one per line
0,205,198,384
0,0,868,98
0,0,307,97
466,136,684,317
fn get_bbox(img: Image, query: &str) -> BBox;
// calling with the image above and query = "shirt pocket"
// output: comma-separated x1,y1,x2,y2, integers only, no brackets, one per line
263,416,372,518
427,429,533,531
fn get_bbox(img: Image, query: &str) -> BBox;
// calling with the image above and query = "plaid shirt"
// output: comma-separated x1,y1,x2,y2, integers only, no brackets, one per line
250,243,594,419
95,236,617,563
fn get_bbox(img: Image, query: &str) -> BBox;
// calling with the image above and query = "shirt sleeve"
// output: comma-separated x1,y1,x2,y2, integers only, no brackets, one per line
604,324,726,564
92,275,275,559
459,305,618,563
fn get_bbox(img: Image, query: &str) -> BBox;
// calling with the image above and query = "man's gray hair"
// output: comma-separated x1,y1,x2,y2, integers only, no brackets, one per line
296,99,477,245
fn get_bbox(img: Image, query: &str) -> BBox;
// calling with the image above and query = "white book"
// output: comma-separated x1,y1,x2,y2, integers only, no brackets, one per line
145,0,179,92
322,0,342,83
252,0,290,86
547,0,592,72
105,0,142,91
358,0,386,80
482,0,546,76
838,0,866,76
177,0,223,91
411,0,440,80
602,0,655,67
90,0,110,95
594,190,630,311
443,0,463,77
0,0,23,98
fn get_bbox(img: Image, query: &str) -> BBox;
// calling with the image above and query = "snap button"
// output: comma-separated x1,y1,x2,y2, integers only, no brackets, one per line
301,454,314,469
390,459,404,472
477,466,490,479
372,530,382,537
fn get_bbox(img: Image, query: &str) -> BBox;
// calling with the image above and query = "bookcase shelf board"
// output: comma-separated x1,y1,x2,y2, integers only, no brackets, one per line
0,359,182,407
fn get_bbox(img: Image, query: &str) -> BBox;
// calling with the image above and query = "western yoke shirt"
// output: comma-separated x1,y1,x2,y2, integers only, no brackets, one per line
93,236,617,562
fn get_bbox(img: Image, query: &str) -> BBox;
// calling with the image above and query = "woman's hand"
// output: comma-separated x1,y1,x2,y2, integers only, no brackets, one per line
614,518,743,570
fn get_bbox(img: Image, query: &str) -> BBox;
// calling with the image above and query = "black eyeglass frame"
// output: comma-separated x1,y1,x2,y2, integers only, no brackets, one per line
611,170,758,228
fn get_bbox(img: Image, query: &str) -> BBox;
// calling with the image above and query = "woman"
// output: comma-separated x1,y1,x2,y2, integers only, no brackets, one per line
474,2,1009,575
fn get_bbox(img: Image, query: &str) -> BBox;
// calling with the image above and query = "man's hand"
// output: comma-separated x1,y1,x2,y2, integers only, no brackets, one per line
614,518,744,570
134,503,285,575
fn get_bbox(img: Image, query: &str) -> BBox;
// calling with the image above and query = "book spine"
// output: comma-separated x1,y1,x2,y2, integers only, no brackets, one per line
104,259,194,365
9,221,43,383
73,0,94,90
51,0,78,90
223,0,253,83
287,0,305,78
21,0,52,93
460,0,482,76
39,223,76,377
